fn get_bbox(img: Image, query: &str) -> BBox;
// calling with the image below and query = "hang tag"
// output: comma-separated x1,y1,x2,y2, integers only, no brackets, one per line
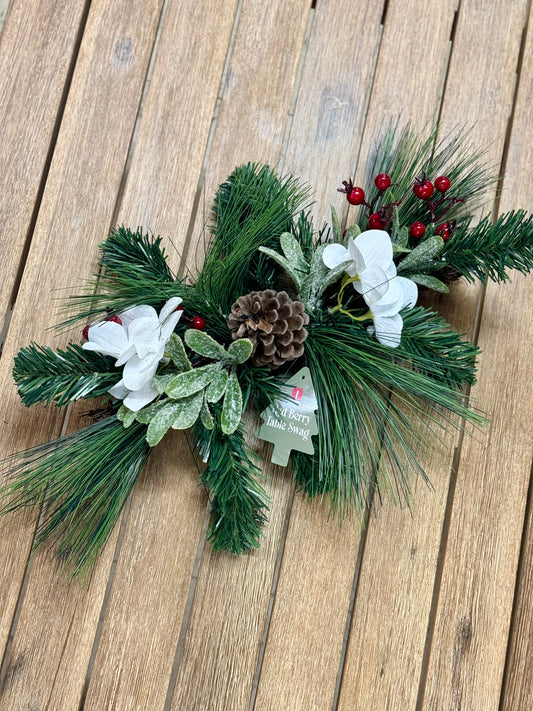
256,367,318,467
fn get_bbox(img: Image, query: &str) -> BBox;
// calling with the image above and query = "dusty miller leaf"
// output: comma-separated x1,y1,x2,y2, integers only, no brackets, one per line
146,401,185,446
206,369,229,403
409,273,449,293
258,246,302,289
116,404,136,428
343,223,361,245
226,338,253,364
184,329,227,360
153,373,176,395
397,236,445,274
200,399,215,430
166,333,191,371
135,399,167,424
280,232,308,274
166,363,221,399
221,370,243,435
170,391,204,430
331,206,341,242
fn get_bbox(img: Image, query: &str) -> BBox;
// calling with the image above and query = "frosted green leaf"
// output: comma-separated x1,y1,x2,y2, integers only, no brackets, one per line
280,232,308,274
166,333,191,371
200,399,215,430
301,243,345,311
146,401,185,446
398,236,445,274
392,225,410,250
206,368,229,403
166,363,221,399
227,338,253,364
135,399,168,424
331,206,341,242
170,391,203,430
153,373,176,395
221,370,243,435
116,404,136,428
184,329,227,360
343,223,361,245
409,273,449,293
258,246,302,289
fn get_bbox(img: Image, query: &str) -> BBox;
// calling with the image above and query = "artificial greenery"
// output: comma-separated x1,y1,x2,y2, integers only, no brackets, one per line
0,417,150,575
1,131,532,574
13,343,120,407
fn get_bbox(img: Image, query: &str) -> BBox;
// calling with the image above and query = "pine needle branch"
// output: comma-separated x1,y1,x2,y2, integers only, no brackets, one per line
195,416,269,554
294,315,484,512
442,210,533,283
58,226,187,329
0,417,150,575
398,307,480,388
198,163,312,313
13,343,121,407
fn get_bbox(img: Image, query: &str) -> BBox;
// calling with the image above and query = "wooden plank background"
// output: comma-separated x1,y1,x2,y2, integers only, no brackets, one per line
0,1,531,709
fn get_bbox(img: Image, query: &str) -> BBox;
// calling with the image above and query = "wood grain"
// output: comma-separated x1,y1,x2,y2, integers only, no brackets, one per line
0,0,88,333
422,1,533,707
338,1,529,709
0,0,165,699
499,11,533,709
184,0,312,272
79,2,242,709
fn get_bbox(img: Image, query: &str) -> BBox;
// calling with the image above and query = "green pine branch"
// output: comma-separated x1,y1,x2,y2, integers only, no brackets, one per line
293,316,485,512
195,415,269,554
59,226,188,329
13,342,121,407
197,163,311,314
0,417,150,575
441,210,533,283
398,307,480,388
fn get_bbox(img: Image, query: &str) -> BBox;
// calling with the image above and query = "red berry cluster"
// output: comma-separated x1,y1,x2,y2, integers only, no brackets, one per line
409,174,464,240
339,170,465,242
338,173,398,230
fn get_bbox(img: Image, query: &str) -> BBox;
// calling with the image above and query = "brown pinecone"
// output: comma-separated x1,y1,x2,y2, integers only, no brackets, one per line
228,290,309,368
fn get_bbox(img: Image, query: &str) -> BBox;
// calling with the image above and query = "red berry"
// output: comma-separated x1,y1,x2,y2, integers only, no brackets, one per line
413,180,434,200
106,315,122,325
409,222,426,238
435,223,447,235
175,304,184,312
440,229,451,241
434,175,451,192
82,324,90,341
192,316,206,330
368,213,386,229
374,173,391,191
347,187,365,205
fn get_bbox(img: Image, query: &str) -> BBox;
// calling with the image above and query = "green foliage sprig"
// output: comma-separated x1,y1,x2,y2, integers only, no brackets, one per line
13,343,120,407
0,417,150,575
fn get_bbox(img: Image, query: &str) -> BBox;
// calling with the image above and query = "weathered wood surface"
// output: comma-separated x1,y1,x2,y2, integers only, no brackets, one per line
0,0,531,709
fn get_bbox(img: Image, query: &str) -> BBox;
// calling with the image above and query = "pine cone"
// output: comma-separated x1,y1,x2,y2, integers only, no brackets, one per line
228,290,309,368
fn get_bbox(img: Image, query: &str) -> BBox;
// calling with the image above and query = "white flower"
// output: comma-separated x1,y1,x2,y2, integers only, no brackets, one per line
323,229,397,302
366,276,417,348
323,230,417,347
83,296,183,410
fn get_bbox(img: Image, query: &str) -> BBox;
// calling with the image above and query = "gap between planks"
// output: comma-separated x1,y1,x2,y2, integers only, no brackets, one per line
0,0,93,357
0,0,94,683
414,3,532,707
